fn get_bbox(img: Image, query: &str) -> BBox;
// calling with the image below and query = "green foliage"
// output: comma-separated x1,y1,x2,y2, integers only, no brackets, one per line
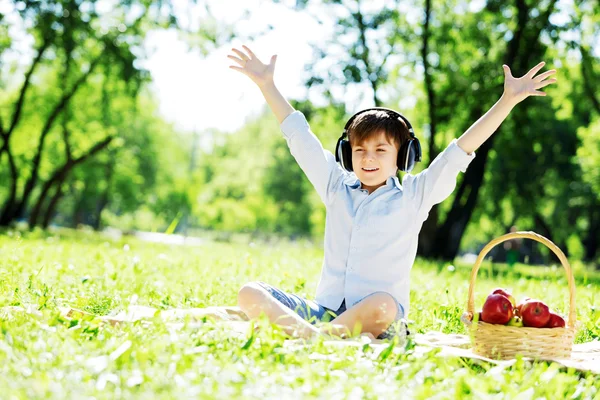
263,140,312,235
2,0,599,263
195,102,346,237
0,0,247,231
577,117,600,201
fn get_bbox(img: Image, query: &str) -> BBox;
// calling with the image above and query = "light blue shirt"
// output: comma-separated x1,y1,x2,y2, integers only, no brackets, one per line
280,111,476,316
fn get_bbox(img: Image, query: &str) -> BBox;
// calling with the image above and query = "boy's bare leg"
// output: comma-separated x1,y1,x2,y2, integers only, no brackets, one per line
237,283,322,339
326,292,398,338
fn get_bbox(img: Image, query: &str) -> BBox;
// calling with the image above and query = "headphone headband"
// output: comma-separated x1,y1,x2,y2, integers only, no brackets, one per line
342,107,415,139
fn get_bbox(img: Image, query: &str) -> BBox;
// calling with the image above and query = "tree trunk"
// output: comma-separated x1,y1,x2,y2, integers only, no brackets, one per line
583,203,600,264
92,161,115,230
430,126,489,259
3,39,50,142
533,212,569,263
9,55,102,223
71,182,87,228
0,146,19,226
417,0,440,257
27,135,113,228
92,192,109,231
41,184,64,229
29,164,72,227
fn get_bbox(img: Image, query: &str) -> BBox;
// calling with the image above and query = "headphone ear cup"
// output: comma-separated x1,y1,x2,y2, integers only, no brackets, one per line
404,146,416,172
335,137,344,164
397,140,410,172
341,140,353,171
399,139,422,173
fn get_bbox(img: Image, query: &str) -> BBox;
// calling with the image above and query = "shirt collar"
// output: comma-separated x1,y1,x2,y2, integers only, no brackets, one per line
344,173,403,191
388,175,403,190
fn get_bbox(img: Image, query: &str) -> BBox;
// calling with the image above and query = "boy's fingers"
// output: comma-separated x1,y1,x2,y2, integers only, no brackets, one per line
526,61,545,78
229,66,254,80
228,65,245,74
242,45,256,59
531,90,547,96
534,69,556,82
227,55,246,66
534,79,556,89
231,48,249,61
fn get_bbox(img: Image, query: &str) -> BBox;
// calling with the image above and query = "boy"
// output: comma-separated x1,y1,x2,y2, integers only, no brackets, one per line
227,45,556,341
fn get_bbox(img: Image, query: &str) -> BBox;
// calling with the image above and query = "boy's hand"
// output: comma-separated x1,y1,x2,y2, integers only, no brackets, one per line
502,61,557,105
456,61,557,154
228,45,277,88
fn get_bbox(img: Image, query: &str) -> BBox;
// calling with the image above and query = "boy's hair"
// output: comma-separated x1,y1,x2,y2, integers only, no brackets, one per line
347,109,410,150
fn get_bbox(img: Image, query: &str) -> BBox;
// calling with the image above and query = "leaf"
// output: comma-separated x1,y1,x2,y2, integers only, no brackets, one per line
378,342,395,361
241,335,255,350
164,211,182,235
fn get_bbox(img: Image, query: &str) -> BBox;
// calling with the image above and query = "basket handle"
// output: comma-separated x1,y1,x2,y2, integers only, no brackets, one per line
466,231,576,327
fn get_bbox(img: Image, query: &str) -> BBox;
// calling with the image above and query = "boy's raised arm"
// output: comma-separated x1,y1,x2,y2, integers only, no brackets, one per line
456,61,557,155
227,45,294,124
227,45,345,206
406,61,557,220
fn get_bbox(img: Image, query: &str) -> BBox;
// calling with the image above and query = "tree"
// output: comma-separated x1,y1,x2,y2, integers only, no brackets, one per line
0,0,252,228
290,0,410,108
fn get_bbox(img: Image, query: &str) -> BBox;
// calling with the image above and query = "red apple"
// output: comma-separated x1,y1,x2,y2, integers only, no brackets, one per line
545,312,566,328
516,296,532,316
491,288,516,307
520,299,551,328
481,294,514,324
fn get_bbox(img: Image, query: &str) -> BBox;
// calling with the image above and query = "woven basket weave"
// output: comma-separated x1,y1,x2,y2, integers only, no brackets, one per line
462,231,576,360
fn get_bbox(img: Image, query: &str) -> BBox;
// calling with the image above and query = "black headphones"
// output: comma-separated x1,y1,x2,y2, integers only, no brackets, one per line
335,107,422,173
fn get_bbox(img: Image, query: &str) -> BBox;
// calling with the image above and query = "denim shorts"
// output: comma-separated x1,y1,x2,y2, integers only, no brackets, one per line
255,281,409,340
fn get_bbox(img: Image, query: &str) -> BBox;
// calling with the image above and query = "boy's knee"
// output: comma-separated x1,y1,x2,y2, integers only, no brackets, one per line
369,292,398,325
237,282,268,309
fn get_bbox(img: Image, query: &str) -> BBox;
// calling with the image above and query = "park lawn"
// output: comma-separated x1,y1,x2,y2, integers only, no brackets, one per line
0,228,598,399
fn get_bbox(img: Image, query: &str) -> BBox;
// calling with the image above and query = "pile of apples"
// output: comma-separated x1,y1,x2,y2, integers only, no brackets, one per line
477,288,566,328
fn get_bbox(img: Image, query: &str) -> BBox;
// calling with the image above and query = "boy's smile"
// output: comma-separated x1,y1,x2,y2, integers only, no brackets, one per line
351,131,399,194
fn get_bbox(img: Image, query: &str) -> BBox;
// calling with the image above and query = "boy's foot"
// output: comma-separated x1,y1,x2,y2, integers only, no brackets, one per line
389,319,410,348
364,319,410,347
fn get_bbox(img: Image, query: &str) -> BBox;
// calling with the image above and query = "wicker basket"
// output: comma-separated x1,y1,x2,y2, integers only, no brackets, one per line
461,231,576,360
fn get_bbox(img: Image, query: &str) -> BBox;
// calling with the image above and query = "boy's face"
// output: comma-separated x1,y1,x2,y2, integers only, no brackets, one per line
351,131,399,194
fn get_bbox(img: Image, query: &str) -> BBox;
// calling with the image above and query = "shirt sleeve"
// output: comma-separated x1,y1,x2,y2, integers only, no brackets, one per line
402,138,476,221
280,111,346,206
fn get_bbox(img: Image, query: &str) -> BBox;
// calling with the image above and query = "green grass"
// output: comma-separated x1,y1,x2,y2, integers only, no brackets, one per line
1,228,599,399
